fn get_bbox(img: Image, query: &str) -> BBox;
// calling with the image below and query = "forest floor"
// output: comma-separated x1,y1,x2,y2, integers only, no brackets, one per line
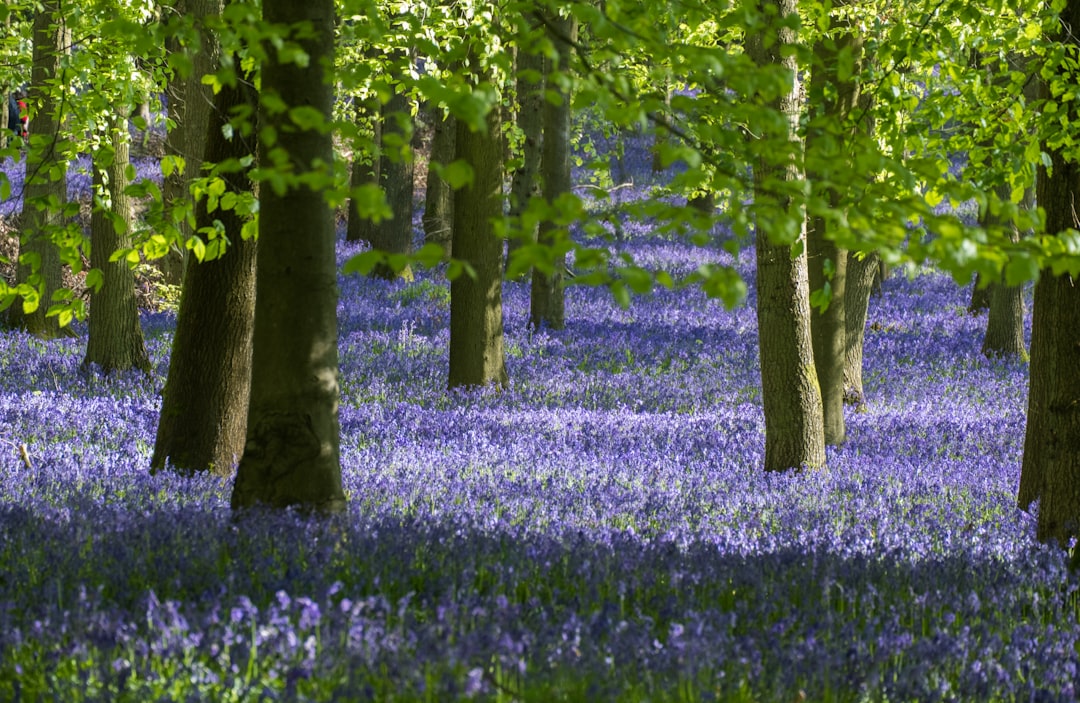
0,140,1076,702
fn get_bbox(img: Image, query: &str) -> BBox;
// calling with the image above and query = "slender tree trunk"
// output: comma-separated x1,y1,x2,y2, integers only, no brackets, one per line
8,4,66,337
231,0,345,513
506,33,544,274
368,78,414,280
746,0,825,472
1018,0,1080,544
806,23,864,446
160,0,221,285
346,97,380,244
981,184,1028,360
843,250,880,409
448,59,507,389
529,14,576,331
83,118,151,374
151,76,257,476
423,105,455,255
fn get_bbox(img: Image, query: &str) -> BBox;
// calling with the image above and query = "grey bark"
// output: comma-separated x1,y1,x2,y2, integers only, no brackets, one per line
981,184,1028,360
8,3,67,338
151,74,257,476
160,0,221,285
368,79,414,280
423,105,455,255
746,0,826,472
1017,1,1080,542
843,250,881,409
346,97,380,244
506,35,544,273
231,0,345,513
529,13,576,331
448,59,507,389
83,119,151,374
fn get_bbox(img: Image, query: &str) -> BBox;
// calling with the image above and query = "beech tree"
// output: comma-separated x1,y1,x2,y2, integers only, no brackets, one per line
7,2,69,337
447,27,508,390
230,0,346,512
529,11,576,331
745,0,825,472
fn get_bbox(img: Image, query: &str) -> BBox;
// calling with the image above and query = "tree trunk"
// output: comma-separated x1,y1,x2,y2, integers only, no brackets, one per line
981,184,1028,360
448,61,507,390
806,25,863,447
506,34,544,274
1018,0,1080,544
368,79,414,280
83,118,151,374
346,97,380,244
843,250,880,409
423,105,455,255
231,0,345,513
8,4,67,338
159,0,221,285
746,0,825,472
151,77,257,476
529,13,576,331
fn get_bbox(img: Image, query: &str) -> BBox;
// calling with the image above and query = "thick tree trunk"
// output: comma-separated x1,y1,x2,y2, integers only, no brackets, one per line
448,65,507,389
231,0,345,513
843,250,880,409
746,0,825,472
506,35,544,274
981,185,1028,360
1018,0,1080,543
160,0,221,285
83,119,151,374
529,14,576,331
151,78,257,476
423,106,455,255
8,4,66,337
368,80,414,280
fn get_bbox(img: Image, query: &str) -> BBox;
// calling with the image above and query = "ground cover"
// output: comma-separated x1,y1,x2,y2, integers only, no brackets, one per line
0,150,1076,701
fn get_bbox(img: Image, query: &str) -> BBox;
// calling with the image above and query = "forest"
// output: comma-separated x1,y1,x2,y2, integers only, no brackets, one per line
1,0,1079,699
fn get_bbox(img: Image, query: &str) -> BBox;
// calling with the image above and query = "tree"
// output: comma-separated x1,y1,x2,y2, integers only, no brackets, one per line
806,15,864,447
345,95,380,244
367,69,415,280
505,20,544,274
843,250,881,409
423,105,455,254
230,0,346,512
151,73,258,476
1016,0,1080,543
980,183,1028,360
7,2,69,337
529,11,576,331
158,0,223,286
82,116,151,374
447,42,508,390
745,0,825,472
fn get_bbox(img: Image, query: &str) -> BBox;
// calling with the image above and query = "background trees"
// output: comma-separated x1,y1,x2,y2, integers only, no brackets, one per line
3,0,1080,546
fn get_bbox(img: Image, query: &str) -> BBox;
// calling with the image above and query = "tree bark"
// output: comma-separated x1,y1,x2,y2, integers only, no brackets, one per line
151,76,257,476
1018,0,1080,544
346,97,380,244
423,105,455,255
368,77,414,280
8,3,67,338
83,118,151,374
746,0,825,472
843,250,880,409
529,13,576,331
807,25,863,447
981,184,1028,360
506,33,544,274
160,0,221,285
231,0,345,513
448,60,507,389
